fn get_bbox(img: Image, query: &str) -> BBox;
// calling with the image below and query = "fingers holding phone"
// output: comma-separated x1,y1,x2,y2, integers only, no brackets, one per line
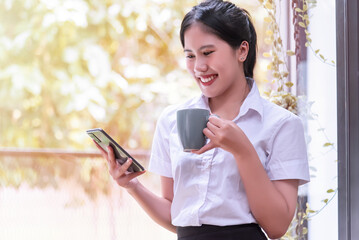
88,128,146,189
94,142,145,189
105,144,118,171
106,145,131,177
115,157,146,189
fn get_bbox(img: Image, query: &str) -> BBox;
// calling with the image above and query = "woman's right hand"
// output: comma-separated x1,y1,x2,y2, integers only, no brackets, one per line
94,141,146,189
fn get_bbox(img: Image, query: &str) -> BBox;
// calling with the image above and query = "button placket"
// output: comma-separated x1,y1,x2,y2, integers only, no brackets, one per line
201,147,215,169
196,148,216,223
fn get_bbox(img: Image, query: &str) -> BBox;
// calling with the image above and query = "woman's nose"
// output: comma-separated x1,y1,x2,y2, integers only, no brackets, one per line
194,58,208,73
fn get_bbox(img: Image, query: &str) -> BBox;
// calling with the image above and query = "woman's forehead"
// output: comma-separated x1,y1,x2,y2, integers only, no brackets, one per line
183,22,223,48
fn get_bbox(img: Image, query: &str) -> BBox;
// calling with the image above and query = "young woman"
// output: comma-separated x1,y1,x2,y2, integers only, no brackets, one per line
94,0,310,239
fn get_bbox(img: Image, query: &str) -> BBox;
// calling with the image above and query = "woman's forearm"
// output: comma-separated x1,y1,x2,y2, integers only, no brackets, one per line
234,150,298,239
127,181,176,233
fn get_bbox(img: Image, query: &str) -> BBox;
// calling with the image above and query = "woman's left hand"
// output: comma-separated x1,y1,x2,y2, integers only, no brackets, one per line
192,116,252,157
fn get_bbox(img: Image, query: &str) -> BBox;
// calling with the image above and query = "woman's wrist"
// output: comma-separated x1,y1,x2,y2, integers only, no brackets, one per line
232,143,258,163
126,178,141,194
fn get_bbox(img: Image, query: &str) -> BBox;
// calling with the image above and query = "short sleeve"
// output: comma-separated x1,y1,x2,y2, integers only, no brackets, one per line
148,107,173,178
266,115,310,185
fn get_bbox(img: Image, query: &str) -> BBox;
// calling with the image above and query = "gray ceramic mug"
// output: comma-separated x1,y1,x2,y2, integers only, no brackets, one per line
177,108,210,152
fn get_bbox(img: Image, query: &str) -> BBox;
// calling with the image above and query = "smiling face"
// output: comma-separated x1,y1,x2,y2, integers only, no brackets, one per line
183,22,248,99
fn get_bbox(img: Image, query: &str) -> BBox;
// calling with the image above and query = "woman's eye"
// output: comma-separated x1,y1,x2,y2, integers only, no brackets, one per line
204,51,214,56
186,55,195,59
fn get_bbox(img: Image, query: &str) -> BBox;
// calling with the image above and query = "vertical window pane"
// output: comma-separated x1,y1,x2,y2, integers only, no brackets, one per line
306,1,337,239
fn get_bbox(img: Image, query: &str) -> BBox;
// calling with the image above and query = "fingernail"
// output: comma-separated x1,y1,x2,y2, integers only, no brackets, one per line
210,114,220,118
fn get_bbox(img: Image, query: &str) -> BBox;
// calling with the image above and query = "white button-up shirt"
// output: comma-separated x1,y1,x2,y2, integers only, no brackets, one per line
149,79,310,227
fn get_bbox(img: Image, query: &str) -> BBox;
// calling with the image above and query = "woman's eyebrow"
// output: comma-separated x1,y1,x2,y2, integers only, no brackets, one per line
184,44,216,52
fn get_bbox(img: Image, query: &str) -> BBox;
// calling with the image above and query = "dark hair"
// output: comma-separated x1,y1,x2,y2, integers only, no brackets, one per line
180,0,257,78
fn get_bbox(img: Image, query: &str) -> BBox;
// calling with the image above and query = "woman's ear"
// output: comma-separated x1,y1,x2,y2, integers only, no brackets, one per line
237,41,249,62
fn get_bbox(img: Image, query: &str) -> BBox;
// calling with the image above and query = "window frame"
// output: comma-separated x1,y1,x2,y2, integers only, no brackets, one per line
336,0,359,239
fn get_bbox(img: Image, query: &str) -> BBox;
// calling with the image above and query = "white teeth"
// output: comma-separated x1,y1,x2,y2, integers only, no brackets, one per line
200,75,216,83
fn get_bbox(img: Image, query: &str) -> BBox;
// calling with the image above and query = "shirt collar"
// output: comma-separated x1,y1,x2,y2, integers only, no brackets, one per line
196,78,264,121
236,77,264,121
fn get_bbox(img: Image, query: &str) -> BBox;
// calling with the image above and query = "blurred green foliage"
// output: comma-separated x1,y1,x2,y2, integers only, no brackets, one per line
0,0,198,195
0,0,268,196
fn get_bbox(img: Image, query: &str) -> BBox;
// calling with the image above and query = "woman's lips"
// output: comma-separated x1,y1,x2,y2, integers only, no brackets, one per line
198,74,218,86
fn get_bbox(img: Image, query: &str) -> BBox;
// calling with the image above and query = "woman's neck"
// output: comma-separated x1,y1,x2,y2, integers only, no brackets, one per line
209,77,249,120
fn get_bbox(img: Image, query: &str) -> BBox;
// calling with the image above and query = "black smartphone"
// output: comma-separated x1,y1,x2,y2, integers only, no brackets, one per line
86,128,145,173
